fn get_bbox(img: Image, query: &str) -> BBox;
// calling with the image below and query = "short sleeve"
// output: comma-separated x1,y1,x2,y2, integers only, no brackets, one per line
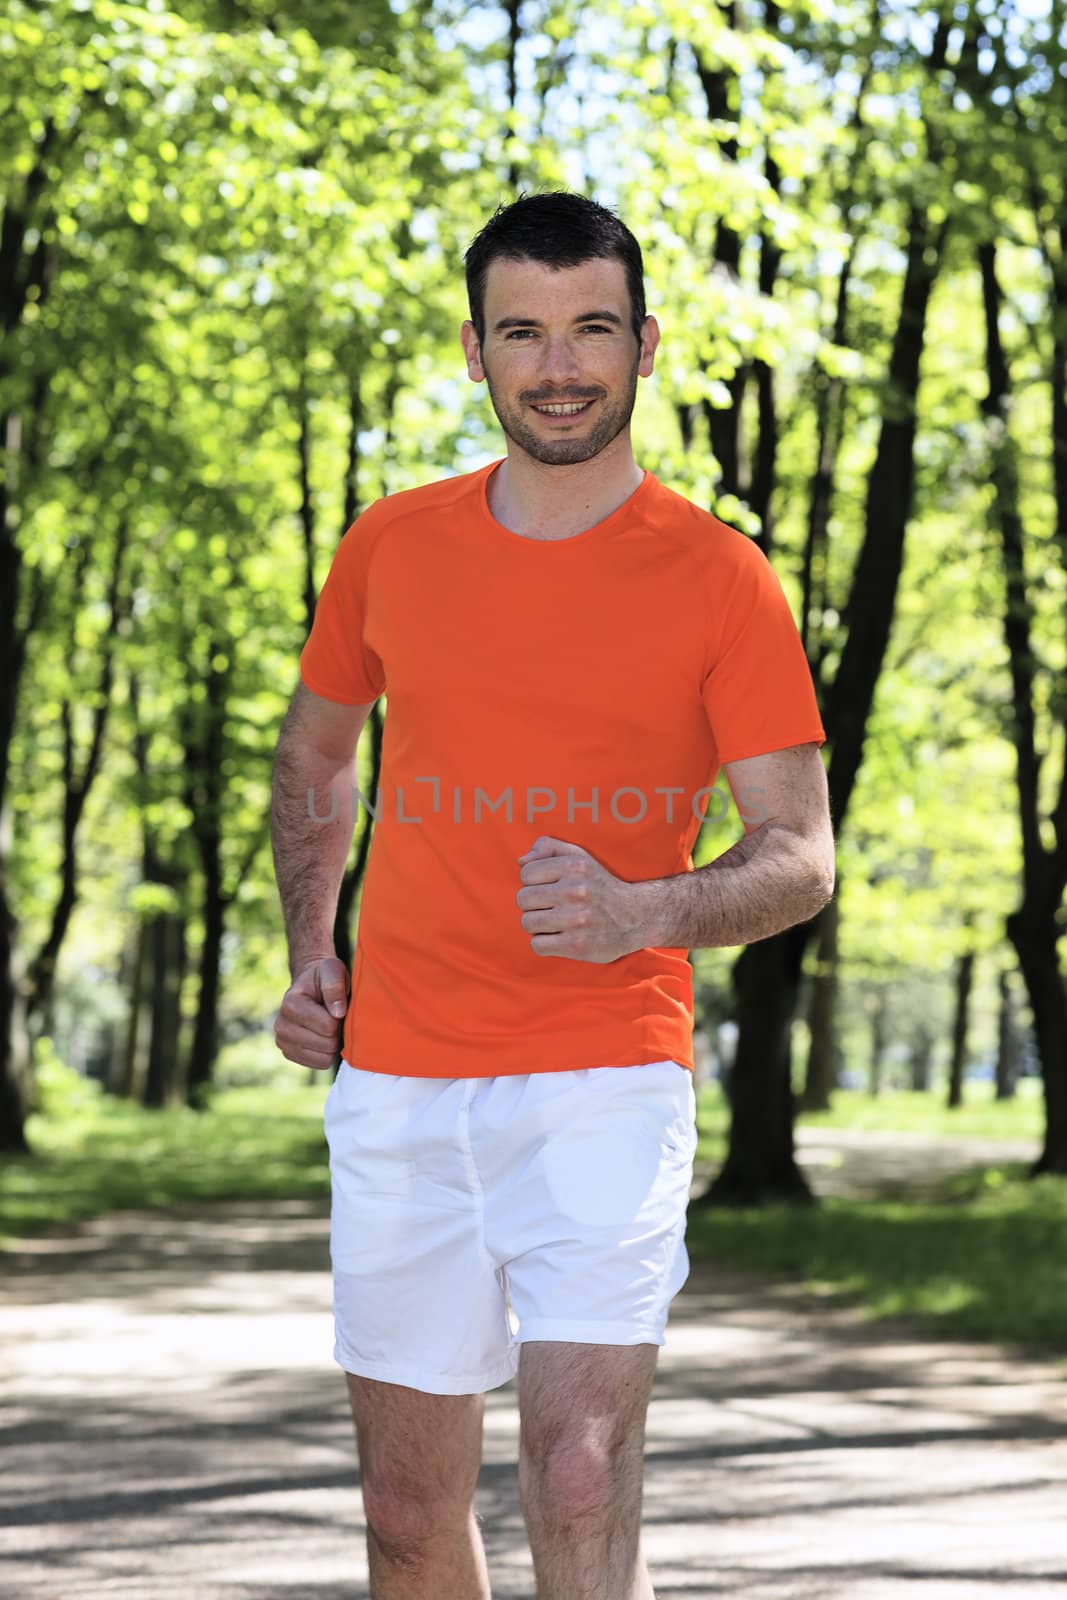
701,530,826,765
299,505,386,705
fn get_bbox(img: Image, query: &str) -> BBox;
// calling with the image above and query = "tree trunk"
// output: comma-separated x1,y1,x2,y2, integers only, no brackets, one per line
979,236,1067,1170
118,916,152,1102
798,25,874,660
1008,910,1067,1172
995,966,1020,1102
800,890,840,1111
696,921,812,1207
128,667,190,1112
186,877,223,1109
298,348,318,634
107,923,137,1095
694,3,744,500
703,20,950,1206
503,0,522,191
25,518,129,1025
868,986,888,1098
821,195,949,817
0,405,32,1144
143,909,187,1110
946,941,975,1111
909,1020,934,1093
0,120,60,1149
0,876,29,1151
750,0,782,556
341,370,363,535
183,640,231,1110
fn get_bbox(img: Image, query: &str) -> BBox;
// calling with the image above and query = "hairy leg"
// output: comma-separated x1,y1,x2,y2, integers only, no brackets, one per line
344,1371,491,1600
517,1341,659,1600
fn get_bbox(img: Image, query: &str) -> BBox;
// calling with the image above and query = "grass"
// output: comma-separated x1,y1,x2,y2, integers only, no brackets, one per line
683,1078,1065,1356
794,1078,1045,1141
0,1055,333,1243
2,1054,1064,1359
685,1169,1067,1356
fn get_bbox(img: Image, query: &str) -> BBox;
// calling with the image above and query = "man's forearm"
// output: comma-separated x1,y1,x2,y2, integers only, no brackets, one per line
632,824,834,951
271,742,356,978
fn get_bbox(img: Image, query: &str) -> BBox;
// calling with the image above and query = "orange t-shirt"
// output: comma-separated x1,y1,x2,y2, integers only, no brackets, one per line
298,460,826,1079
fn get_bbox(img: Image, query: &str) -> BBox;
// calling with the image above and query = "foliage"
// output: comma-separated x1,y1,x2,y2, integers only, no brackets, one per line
1,0,1065,1163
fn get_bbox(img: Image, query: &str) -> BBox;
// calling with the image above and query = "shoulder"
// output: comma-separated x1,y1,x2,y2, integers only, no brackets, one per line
333,466,489,566
641,476,767,584
358,467,486,535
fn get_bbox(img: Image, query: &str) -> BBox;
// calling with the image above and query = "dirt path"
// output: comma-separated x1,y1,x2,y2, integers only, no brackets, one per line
1,1141,1065,1598
686,1121,1041,1204
793,1124,1041,1199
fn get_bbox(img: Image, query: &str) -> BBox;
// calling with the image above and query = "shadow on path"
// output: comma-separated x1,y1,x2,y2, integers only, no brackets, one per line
2,1194,1065,1599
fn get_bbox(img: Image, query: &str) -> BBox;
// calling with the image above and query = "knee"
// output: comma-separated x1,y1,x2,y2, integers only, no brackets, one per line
362,1483,471,1561
522,1441,621,1523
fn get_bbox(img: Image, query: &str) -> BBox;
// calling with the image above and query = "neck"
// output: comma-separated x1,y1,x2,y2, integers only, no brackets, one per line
488,436,645,541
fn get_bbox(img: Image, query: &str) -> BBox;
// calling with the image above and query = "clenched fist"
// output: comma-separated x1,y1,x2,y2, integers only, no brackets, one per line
516,836,650,963
274,955,350,1071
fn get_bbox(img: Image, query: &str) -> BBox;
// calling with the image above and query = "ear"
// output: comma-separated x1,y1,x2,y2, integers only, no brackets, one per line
638,315,660,379
461,320,486,383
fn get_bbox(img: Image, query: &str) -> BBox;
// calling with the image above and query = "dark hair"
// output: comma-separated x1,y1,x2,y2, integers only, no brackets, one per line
464,191,647,347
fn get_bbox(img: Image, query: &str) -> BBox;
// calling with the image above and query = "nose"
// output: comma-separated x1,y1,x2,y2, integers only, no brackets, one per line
539,333,581,385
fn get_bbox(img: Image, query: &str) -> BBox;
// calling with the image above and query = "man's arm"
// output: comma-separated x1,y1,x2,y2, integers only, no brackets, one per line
633,742,834,950
271,681,375,975
271,682,376,1068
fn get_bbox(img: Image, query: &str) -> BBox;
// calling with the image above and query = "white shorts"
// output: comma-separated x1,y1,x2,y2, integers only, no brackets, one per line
324,1057,698,1396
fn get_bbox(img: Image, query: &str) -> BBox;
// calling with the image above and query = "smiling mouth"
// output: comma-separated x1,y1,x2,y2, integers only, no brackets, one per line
531,398,598,412
530,399,597,420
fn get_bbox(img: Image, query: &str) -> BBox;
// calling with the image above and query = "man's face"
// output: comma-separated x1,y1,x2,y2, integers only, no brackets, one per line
461,257,659,467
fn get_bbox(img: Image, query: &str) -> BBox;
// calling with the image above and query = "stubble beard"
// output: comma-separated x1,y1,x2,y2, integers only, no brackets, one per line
482,352,641,466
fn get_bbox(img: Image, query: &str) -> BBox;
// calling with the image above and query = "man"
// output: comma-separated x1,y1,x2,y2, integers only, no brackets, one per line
271,191,834,1600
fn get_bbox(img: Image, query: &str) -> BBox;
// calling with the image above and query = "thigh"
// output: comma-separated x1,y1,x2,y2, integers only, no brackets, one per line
346,1372,485,1516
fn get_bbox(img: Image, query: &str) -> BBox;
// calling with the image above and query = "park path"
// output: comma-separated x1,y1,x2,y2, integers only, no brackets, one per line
792,1123,1042,1199
1,1132,1065,1600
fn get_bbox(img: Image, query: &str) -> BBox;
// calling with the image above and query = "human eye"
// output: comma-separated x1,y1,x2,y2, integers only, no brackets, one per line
505,328,536,340
582,324,612,334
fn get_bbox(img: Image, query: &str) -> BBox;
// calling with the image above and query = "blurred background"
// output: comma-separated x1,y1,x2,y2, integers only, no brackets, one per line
1,2,1065,1330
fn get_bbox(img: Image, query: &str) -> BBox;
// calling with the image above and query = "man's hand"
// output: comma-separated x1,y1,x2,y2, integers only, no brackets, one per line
274,956,350,1070
516,836,646,963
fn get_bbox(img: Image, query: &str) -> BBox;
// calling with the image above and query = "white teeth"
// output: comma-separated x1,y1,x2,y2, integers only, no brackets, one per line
534,401,591,415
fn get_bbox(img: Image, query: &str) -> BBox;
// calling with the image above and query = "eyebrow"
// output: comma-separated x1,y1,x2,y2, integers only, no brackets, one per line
492,309,624,332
